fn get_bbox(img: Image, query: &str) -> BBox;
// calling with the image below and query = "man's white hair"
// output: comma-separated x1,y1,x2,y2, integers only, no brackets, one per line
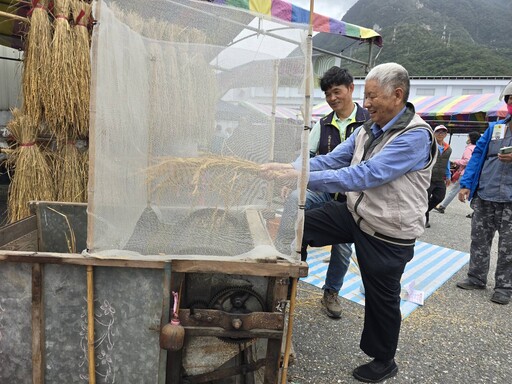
365,62,410,102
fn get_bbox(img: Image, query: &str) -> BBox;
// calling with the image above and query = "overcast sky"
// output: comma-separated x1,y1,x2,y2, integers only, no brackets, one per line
288,0,359,21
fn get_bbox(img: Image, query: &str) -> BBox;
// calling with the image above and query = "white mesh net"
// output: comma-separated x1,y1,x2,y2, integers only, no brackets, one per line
87,0,310,258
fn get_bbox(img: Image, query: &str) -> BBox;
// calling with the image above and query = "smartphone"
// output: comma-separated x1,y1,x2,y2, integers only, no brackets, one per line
499,146,512,154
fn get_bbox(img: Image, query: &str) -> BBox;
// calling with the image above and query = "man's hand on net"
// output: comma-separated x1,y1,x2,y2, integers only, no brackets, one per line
260,162,297,180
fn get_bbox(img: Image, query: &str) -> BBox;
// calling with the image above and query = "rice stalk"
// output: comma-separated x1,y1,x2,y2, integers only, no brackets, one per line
81,147,89,201
146,154,263,210
71,0,92,138
46,0,74,140
54,140,86,202
22,0,52,126
47,206,76,253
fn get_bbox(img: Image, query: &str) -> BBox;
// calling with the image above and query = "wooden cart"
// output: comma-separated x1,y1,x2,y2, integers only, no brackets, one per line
0,201,307,384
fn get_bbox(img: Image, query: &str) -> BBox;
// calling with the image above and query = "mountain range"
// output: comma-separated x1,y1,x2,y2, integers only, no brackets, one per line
340,0,512,76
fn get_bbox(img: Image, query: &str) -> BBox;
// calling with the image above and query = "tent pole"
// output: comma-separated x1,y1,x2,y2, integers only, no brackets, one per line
294,0,314,260
266,60,280,210
281,3,314,383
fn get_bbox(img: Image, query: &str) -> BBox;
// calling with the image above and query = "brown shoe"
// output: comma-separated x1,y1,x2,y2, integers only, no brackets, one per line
321,289,342,318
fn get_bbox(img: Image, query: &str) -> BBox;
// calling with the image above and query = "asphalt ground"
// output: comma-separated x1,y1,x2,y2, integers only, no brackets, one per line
287,198,510,384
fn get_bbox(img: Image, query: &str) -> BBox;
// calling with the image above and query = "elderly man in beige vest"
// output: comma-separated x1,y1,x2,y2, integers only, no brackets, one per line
261,62,436,383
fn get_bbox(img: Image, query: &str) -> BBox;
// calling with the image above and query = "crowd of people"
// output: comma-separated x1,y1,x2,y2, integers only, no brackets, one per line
261,65,512,383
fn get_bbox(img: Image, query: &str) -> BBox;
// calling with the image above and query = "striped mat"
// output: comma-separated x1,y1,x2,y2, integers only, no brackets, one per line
302,241,470,319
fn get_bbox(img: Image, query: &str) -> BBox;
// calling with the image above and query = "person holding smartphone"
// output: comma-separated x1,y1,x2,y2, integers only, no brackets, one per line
457,84,512,305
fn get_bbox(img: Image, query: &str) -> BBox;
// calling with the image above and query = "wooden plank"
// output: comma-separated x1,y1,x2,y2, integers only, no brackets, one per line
0,231,38,252
31,263,44,384
172,260,308,278
264,339,282,384
179,310,284,331
0,215,37,248
0,251,309,277
245,209,273,247
0,252,165,269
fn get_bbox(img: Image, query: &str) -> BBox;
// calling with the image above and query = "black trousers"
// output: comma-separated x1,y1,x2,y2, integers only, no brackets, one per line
426,181,447,222
301,201,414,360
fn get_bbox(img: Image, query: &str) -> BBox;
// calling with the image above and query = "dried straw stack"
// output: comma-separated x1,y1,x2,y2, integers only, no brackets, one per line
109,3,219,147
22,0,52,125
146,155,262,208
54,141,87,202
6,109,55,223
46,0,74,140
71,0,92,138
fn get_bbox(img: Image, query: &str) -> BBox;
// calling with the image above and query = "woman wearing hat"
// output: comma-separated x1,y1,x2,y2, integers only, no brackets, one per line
456,82,512,305
425,124,452,227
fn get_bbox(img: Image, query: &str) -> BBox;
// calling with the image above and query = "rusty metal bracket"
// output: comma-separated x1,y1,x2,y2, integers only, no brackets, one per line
179,309,284,331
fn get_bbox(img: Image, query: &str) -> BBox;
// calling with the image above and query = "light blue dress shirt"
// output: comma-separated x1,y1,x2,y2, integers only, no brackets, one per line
295,107,432,193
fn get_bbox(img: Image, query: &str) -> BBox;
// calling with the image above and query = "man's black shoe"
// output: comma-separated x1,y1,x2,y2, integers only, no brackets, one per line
353,358,398,383
491,292,510,305
456,278,485,290
433,206,445,214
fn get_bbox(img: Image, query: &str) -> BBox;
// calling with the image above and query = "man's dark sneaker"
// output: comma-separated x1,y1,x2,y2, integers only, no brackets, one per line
425,221,431,228
491,292,510,305
321,289,342,318
353,358,398,383
433,206,445,214
456,278,485,290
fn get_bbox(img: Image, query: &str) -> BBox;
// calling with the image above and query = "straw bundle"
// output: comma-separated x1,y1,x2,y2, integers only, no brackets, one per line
146,154,262,208
6,109,55,222
71,0,92,138
54,141,87,202
22,0,52,125
46,0,75,140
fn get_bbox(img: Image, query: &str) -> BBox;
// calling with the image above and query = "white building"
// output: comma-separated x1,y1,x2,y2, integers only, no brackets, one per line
241,76,512,107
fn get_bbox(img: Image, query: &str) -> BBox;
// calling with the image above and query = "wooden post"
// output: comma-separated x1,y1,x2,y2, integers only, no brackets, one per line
158,263,172,383
280,277,298,384
32,263,44,384
87,265,96,384
86,0,102,251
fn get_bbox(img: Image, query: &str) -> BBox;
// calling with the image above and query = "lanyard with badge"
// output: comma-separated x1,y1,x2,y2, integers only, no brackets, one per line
492,122,512,154
492,123,506,141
